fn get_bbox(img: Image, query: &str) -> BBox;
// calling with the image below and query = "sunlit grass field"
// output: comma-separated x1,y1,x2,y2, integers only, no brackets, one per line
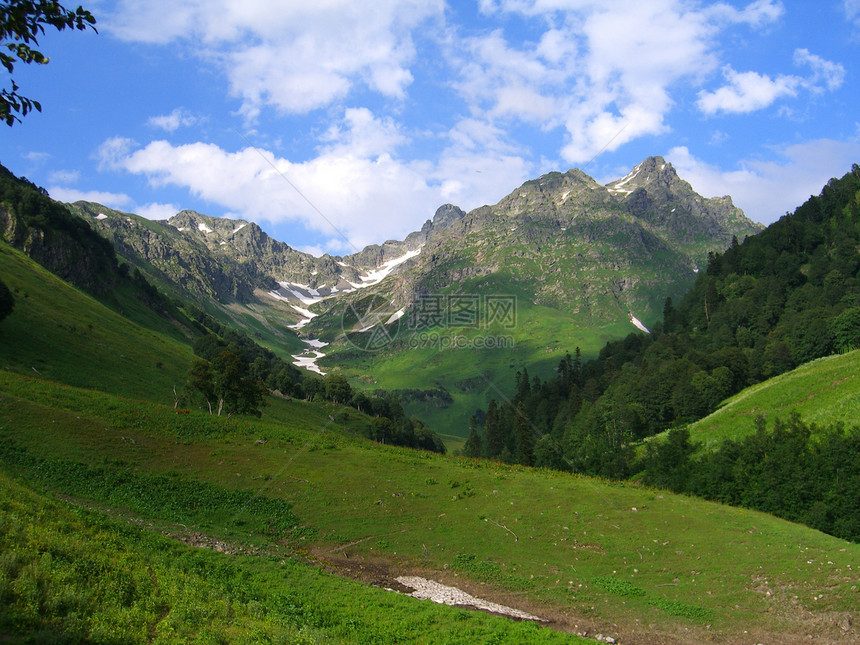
682,349,860,449
1,371,857,644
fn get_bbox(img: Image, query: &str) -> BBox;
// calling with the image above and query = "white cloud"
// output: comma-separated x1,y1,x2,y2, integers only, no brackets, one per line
667,140,860,225
697,48,844,115
697,67,799,115
706,0,784,27
99,110,445,252
147,108,199,132
23,151,50,163
793,49,845,92
433,118,533,208
452,1,788,164
97,137,137,170
319,107,406,158
298,240,346,258
136,202,180,220
107,0,443,118
48,187,134,209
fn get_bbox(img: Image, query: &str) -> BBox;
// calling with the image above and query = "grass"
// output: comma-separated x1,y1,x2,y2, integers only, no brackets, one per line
682,349,860,449
2,230,859,643
2,369,858,644
0,242,192,404
0,468,589,644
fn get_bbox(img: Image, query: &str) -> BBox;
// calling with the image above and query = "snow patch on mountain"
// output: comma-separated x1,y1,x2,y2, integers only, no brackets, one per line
386,308,406,325
349,247,422,289
292,337,328,375
608,164,642,196
629,313,650,334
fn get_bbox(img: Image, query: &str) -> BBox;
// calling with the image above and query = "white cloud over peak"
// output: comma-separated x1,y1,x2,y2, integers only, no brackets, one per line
97,106,536,252
136,202,181,221
47,187,134,209
107,0,443,119
98,110,444,253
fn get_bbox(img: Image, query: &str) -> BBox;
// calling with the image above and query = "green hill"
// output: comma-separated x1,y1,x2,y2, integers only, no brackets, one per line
1,161,857,643
1,370,857,644
686,349,860,449
0,241,192,402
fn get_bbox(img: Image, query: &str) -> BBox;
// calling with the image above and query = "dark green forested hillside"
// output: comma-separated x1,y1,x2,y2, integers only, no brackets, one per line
462,164,860,540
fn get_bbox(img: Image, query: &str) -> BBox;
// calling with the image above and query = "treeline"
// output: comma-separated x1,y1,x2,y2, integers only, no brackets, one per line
186,327,445,453
372,387,454,408
465,164,860,478
311,375,447,453
641,415,860,542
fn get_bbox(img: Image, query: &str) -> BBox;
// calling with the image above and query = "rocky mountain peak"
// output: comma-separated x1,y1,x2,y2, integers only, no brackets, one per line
432,204,466,228
605,156,681,196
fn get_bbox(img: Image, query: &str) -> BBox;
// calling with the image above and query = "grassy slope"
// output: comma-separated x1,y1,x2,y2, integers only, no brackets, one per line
0,242,192,403
0,469,586,645
323,274,639,439
681,350,860,449
1,371,857,645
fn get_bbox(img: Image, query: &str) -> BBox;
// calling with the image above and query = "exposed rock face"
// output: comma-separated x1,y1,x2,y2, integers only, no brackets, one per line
607,156,759,255
1,199,118,297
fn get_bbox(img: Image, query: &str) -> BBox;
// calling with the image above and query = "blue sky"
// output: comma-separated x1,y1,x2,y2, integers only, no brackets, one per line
3,0,860,256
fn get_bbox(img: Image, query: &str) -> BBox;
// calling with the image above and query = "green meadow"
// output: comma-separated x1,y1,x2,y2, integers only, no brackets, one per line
1,371,857,644
682,349,860,449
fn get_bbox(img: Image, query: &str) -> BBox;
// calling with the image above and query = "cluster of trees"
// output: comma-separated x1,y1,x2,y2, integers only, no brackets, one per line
191,330,305,399
184,330,446,453
312,375,447,453
641,415,860,542
466,164,860,478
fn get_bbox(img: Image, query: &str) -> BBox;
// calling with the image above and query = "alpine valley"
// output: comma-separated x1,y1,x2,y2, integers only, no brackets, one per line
3,157,859,645
68,156,760,440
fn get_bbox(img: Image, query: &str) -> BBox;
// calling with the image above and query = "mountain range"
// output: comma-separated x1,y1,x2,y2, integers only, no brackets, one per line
71,156,759,323
5,156,761,436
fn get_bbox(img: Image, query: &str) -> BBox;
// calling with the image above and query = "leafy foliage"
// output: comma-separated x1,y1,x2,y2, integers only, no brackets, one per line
641,415,860,542
0,277,13,322
1,0,97,125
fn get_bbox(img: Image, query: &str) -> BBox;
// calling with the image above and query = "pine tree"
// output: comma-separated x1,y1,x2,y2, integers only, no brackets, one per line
484,400,504,458
514,401,535,466
463,416,482,458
